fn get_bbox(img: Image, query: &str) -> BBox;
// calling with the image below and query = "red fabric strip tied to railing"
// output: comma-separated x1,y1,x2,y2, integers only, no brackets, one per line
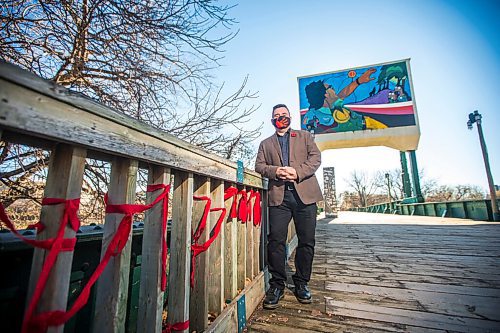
224,186,239,219
0,198,80,333
222,186,261,226
190,195,227,288
237,190,248,223
163,319,190,333
146,183,171,291
250,191,262,226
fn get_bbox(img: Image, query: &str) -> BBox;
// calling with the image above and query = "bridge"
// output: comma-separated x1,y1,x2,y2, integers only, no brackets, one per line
248,212,500,332
1,61,499,333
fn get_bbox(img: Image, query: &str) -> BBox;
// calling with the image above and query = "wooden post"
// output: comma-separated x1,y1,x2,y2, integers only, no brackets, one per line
224,183,238,302
260,189,268,272
246,188,255,280
167,171,193,333
93,157,138,333
190,176,210,332
137,166,170,333
253,190,261,275
236,186,247,291
208,179,225,315
26,144,86,333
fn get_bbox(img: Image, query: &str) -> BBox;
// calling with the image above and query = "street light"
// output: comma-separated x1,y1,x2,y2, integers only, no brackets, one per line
467,110,499,221
385,172,392,210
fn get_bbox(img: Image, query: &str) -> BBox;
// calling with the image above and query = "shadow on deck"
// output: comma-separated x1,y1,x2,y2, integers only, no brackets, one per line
247,212,500,333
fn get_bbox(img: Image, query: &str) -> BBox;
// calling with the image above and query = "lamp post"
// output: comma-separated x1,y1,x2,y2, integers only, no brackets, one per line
467,110,499,221
385,172,392,210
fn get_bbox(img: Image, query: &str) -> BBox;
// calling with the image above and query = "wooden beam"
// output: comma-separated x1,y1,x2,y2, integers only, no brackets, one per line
137,166,170,333
260,189,269,272
208,179,225,315
253,189,261,275
0,76,264,189
224,183,238,302
93,157,138,333
167,171,193,333
205,272,265,333
244,272,265,320
190,176,210,332
27,144,86,333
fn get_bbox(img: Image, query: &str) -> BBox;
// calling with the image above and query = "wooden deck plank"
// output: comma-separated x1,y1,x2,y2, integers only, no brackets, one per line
247,212,500,333
324,282,500,320
325,298,500,332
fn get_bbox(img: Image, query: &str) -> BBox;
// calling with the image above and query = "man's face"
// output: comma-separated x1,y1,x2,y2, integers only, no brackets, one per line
272,107,290,120
272,107,291,130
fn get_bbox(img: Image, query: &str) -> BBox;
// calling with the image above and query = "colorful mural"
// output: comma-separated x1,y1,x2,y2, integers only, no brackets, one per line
298,60,416,135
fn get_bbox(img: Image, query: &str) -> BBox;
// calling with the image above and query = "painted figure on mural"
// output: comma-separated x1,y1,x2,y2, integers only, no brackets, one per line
302,68,387,134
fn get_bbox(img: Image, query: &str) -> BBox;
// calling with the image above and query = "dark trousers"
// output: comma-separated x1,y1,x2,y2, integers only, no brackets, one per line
268,189,317,289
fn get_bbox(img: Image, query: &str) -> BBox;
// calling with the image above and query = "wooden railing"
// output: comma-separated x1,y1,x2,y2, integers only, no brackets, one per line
0,61,277,333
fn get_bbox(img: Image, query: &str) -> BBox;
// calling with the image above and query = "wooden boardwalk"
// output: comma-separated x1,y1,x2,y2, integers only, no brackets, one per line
247,212,500,333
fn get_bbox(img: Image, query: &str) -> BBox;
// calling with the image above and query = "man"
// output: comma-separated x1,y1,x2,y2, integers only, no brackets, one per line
255,104,323,309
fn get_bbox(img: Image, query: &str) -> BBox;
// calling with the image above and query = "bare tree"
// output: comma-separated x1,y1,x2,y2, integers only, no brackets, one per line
425,185,454,202
454,184,484,201
1,0,260,152
345,170,378,207
342,167,486,210
426,184,484,202
374,169,403,201
0,1,262,222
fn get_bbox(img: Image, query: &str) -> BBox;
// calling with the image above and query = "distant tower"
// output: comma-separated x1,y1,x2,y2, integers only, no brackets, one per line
323,167,338,218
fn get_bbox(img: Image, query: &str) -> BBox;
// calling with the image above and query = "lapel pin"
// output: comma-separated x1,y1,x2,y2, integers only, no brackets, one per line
291,132,297,137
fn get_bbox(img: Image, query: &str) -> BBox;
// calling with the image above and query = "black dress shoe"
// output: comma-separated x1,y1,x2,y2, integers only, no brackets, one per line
263,287,284,309
294,284,312,304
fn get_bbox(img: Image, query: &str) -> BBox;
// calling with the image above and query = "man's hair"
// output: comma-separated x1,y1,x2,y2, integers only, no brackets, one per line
305,80,327,110
272,103,289,116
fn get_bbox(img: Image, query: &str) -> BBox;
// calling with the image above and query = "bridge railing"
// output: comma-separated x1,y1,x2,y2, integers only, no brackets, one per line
0,61,274,332
353,199,500,221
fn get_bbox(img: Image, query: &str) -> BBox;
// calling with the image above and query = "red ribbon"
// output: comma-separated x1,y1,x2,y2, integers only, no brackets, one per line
224,186,239,219
0,198,81,333
163,319,190,332
146,184,171,291
222,187,261,225
250,191,262,226
190,195,226,287
238,190,248,223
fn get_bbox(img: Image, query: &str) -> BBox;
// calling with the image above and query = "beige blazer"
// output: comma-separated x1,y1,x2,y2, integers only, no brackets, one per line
255,129,323,206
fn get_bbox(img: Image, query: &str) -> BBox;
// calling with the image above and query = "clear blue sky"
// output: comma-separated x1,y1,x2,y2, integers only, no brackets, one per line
215,0,500,194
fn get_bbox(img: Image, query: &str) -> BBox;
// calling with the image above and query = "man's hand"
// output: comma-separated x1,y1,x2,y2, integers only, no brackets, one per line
283,167,298,180
276,167,298,180
276,167,288,180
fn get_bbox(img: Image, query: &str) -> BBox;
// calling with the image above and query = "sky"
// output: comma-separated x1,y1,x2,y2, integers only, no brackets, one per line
214,0,500,195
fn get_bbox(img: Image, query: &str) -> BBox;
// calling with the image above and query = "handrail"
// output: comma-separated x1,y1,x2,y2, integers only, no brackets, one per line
0,60,265,189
